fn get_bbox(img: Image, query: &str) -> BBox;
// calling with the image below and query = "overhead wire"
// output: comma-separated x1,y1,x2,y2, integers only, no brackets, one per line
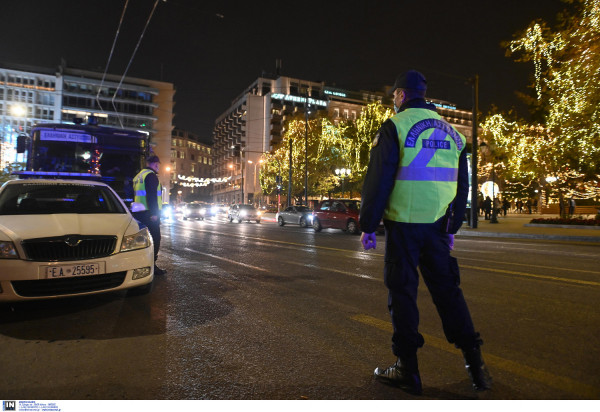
96,0,130,115
112,0,163,129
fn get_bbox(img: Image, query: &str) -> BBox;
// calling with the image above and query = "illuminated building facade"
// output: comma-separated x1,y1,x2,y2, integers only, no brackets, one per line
212,71,475,205
170,127,213,203
0,62,174,200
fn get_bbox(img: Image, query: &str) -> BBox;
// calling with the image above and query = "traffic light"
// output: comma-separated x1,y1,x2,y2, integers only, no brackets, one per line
16,134,27,153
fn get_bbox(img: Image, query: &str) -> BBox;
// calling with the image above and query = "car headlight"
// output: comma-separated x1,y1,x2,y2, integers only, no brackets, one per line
121,228,151,252
200,208,206,214
0,241,18,259
257,211,262,216
240,210,247,217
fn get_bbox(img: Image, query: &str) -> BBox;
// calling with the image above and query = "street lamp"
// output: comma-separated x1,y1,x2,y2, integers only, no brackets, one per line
335,168,351,198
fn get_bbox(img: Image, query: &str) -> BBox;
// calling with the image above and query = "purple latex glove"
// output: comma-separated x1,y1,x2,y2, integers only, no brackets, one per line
448,233,455,250
361,232,377,250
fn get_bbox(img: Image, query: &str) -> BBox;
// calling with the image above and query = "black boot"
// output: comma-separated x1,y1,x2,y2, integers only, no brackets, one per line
374,357,422,395
462,346,492,391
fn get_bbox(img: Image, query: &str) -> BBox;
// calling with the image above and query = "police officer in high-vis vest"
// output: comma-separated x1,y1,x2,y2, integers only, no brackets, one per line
359,70,491,395
133,154,165,275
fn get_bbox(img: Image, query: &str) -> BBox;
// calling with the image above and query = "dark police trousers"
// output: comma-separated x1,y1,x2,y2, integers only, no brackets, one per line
383,217,479,360
133,211,161,261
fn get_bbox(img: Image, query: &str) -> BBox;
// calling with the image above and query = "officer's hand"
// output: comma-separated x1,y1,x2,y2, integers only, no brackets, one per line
361,232,377,250
448,234,455,250
150,215,158,222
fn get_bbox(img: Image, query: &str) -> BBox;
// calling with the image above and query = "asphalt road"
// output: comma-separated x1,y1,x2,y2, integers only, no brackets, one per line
1,215,599,400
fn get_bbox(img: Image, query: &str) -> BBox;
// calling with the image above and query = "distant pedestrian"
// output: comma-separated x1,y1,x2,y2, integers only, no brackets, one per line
569,197,576,216
517,200,523,213
526,199,532,214
359,70,491,395
484,196,492,220
502,199,509,217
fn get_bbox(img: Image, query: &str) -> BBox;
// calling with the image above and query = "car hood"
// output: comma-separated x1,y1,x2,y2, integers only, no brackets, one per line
0,214,137,242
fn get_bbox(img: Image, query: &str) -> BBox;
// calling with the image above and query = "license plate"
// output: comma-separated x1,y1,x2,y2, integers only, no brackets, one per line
43,262,104,279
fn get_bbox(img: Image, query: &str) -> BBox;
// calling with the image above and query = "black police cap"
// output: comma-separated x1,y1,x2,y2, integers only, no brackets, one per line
389,70,427,95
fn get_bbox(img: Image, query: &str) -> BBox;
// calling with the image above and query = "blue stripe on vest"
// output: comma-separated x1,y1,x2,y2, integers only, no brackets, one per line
135,190,147,196
396,166,458,182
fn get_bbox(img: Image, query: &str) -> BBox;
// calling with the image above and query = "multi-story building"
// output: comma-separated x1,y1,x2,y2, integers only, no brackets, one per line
170,127,213,203
0,61,174,200
211,72,475,205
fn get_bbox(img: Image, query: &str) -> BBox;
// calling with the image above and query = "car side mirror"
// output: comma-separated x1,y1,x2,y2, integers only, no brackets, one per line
130,202,145,213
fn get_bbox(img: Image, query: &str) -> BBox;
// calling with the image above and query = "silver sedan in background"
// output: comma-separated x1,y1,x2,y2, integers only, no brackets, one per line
276,205,313,228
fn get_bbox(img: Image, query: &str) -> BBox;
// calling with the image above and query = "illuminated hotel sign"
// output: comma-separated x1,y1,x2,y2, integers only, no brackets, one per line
429,101,457,110
270,93,328,107
40,130,96,143
324,90,347,98
177,175,231,187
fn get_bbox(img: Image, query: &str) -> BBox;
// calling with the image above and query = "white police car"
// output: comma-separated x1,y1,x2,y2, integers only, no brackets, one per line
0,179,154,301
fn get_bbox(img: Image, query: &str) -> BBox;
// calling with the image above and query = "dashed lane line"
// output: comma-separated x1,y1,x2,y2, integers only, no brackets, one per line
169,228,599,287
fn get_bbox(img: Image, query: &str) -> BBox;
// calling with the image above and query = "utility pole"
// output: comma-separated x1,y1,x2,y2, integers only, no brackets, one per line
287,136,293,207
304,93,309,207
470,74,479,229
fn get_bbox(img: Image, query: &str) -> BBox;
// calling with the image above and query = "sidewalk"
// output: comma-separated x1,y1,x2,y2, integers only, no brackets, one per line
457,213,600,243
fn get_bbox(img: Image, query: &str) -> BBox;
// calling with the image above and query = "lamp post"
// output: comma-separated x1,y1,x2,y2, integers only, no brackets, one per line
304,94,311,207
470,75,479,229
228,163,234,203
248,158,264,206
335,168,351,198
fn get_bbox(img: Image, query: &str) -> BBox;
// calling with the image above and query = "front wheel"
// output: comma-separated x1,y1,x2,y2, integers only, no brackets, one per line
256,220,261,224
299,217,307,228
313,218,322,232
278,216,285,226
346,219,359,234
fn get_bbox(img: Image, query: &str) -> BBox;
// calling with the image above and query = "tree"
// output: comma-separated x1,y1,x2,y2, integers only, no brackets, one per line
0,162,25,184
259,102,393,202
482,0,600,203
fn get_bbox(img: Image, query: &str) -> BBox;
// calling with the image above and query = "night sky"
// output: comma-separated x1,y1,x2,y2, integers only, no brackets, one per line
1,0,570,142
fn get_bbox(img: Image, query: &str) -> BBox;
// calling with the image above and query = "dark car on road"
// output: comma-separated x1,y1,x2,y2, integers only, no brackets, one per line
228,204,262,223
276,205,313,228
312,199,361,234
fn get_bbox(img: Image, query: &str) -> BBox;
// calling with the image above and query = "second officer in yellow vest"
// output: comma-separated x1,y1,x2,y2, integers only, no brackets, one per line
359,70,491,394
133,154,165,275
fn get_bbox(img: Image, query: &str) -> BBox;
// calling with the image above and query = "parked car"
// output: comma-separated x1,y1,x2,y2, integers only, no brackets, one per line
182,203,207,220
312,199,361,234
276,205,313,228
228,204,261,223
0,179,154,301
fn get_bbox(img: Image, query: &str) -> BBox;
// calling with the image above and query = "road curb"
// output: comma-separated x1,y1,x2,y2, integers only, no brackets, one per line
456,229,600,243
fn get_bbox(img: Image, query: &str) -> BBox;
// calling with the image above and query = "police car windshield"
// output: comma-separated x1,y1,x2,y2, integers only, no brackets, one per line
0,183,126,215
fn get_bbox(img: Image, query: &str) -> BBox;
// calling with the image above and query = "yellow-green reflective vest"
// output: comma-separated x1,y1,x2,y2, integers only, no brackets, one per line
384,108,466,223
133,169,163,211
